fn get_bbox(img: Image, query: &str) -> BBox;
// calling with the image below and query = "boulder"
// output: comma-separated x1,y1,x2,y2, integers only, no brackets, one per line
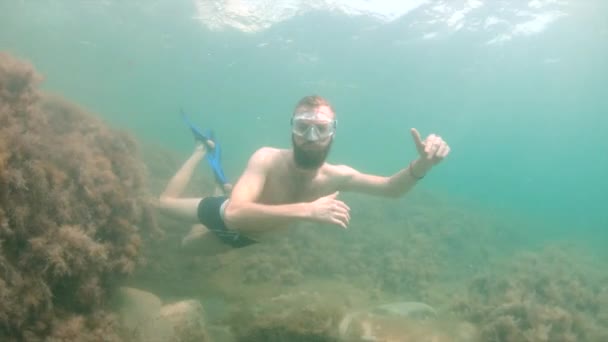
114,287,209,341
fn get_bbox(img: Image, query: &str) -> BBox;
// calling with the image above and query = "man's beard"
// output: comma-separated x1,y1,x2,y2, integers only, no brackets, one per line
292,135,333,170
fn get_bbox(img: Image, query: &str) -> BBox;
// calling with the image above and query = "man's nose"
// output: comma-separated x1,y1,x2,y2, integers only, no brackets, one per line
304,127,320,141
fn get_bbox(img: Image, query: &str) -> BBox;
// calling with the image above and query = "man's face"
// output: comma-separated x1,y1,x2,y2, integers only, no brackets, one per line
291,105,336,170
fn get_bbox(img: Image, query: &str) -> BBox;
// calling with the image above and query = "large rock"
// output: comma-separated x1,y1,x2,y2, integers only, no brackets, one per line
159,300,209,341
338,301,478,342
114,287,209,342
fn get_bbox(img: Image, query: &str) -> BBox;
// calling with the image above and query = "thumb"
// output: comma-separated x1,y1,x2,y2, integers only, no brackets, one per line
410,128,424,149
327,191,339,199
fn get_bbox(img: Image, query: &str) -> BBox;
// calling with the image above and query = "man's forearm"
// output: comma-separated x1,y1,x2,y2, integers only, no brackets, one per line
223,201,311,233
387,158,432,197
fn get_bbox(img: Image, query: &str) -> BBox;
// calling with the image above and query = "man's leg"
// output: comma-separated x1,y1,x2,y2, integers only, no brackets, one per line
177,183,231,247
157,144,208,223
182,224,209,246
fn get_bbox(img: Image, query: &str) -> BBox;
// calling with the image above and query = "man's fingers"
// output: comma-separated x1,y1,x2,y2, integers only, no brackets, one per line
332,214,349,228
424,135,437,155
334,200,350,212
436,144,449,158
335,211,349,224
342,209,350,222
331,217,348,229
430,137,443,157
332,204,350,221
438,145,451,158
432,137,445,158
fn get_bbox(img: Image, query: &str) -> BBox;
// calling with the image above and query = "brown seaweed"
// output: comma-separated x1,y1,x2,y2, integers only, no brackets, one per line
450,245,608,341
0,52,156,340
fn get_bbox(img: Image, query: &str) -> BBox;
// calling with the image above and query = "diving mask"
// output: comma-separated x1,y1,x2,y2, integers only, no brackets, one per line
291,112,337,141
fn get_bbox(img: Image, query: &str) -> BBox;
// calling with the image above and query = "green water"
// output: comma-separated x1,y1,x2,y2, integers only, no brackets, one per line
2,1,607,263
3,1,608,339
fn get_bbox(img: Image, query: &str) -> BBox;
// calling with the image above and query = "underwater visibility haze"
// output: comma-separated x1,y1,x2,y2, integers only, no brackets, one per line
1,0,607,341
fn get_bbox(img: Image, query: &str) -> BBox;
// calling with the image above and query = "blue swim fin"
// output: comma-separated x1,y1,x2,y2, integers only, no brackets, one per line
203,128,228,185
181,108,214,151
181,109,229,186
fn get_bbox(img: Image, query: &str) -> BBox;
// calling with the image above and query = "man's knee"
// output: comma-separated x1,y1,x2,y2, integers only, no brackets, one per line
158,195,172,209
181,224,210,247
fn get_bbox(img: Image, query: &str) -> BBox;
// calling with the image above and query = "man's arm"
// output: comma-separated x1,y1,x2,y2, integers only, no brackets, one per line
224,148,351,232
337,158,431,198
338,128,450,197
223,148,311,234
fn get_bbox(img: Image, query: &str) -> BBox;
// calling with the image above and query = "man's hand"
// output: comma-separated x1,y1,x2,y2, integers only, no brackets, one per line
410,128,450,168
308,192,351,229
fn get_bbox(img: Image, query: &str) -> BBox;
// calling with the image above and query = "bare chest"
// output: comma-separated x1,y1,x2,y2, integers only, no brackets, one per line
260,168,336,204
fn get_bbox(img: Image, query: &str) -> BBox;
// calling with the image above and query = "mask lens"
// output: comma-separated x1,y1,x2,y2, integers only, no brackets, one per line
315,123,331,136
304,126,320,140
293,120,310,136
292,113,335,140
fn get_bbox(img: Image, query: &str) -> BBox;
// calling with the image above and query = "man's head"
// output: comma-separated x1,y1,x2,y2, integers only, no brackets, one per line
290,95,337,170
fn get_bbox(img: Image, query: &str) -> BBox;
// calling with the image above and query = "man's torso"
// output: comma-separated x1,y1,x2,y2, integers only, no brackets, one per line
257,148,341,205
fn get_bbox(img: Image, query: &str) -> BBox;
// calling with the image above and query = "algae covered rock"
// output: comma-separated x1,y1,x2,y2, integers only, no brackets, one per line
0,52,157,340
114,287,209,342
228,290,343,342
338,301,478,342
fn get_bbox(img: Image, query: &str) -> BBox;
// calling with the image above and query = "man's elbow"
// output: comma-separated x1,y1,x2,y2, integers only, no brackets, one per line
384,187,403,198
224,201,239,221
224,201,248,229
158,194,173,208
382,179,405,198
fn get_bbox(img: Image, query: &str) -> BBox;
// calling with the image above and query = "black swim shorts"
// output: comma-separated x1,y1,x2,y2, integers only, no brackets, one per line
197,196,257,248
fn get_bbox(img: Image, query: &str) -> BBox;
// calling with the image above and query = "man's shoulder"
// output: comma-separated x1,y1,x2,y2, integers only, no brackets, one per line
248,147,288,166
251,146,286,158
